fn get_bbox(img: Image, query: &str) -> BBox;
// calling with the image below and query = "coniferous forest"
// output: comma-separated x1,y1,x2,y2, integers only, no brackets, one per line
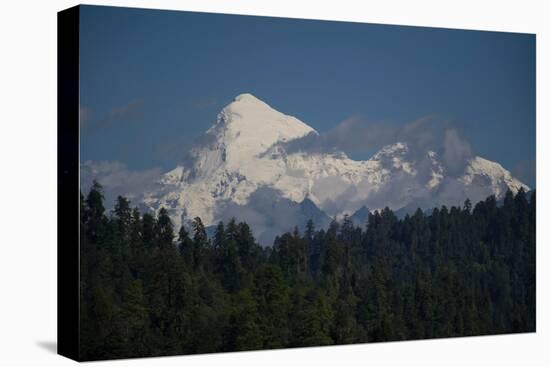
79,181,535,360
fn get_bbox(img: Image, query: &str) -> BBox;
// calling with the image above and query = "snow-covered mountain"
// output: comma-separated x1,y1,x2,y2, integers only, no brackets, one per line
140,93,528,243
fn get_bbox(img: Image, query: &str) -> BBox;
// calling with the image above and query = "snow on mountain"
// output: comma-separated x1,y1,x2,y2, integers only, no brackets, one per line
140,93,529,244
142,93,319,235
462,156,526,197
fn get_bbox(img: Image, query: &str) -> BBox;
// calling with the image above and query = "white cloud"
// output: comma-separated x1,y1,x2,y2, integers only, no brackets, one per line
442,128,473,175
80,160,161,208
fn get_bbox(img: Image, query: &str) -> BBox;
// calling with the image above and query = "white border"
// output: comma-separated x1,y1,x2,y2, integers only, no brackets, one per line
0,0,547,366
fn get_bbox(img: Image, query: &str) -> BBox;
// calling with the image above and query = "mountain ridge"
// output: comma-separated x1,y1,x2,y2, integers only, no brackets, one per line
138,93,529,244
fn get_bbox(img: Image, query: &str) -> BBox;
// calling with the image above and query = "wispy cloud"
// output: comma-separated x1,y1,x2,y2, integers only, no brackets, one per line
214,187,329,245
81,99,145,132
280,115,473,172
441,128,472,175
80,160,161,208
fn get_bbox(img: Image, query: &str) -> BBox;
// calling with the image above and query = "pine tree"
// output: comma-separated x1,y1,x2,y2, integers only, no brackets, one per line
254,265,290,348
192,217,209,271
79,183,535,359
85,180,107,243
156,208,174,247
142,213,156,247
113,196,132,241
177,225,194,264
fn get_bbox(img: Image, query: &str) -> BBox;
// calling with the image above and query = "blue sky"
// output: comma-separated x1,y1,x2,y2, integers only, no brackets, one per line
80,5,536,187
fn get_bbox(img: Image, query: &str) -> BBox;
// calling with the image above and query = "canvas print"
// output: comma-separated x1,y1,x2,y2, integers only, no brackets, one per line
59,4,536,361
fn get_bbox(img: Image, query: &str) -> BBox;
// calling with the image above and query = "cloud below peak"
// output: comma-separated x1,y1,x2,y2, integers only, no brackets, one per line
280,115,474,175
80,160,161,208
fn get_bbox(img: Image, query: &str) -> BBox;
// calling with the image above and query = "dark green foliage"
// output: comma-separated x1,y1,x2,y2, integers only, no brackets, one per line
155,208,174,247
191,217,209,271
79,187,536,360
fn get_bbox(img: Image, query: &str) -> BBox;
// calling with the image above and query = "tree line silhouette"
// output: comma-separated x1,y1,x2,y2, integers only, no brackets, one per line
79,181,535,360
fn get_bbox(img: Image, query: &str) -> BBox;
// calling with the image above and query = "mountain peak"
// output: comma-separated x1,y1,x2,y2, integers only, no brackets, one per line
373,142,409,158
225,93,272,113
233,93,262,103
141,95,529,244
217,93,277,126
208,93,316,157
194,93,317,182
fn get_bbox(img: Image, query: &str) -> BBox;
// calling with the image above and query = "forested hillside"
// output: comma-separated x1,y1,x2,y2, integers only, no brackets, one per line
79,182,535,360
